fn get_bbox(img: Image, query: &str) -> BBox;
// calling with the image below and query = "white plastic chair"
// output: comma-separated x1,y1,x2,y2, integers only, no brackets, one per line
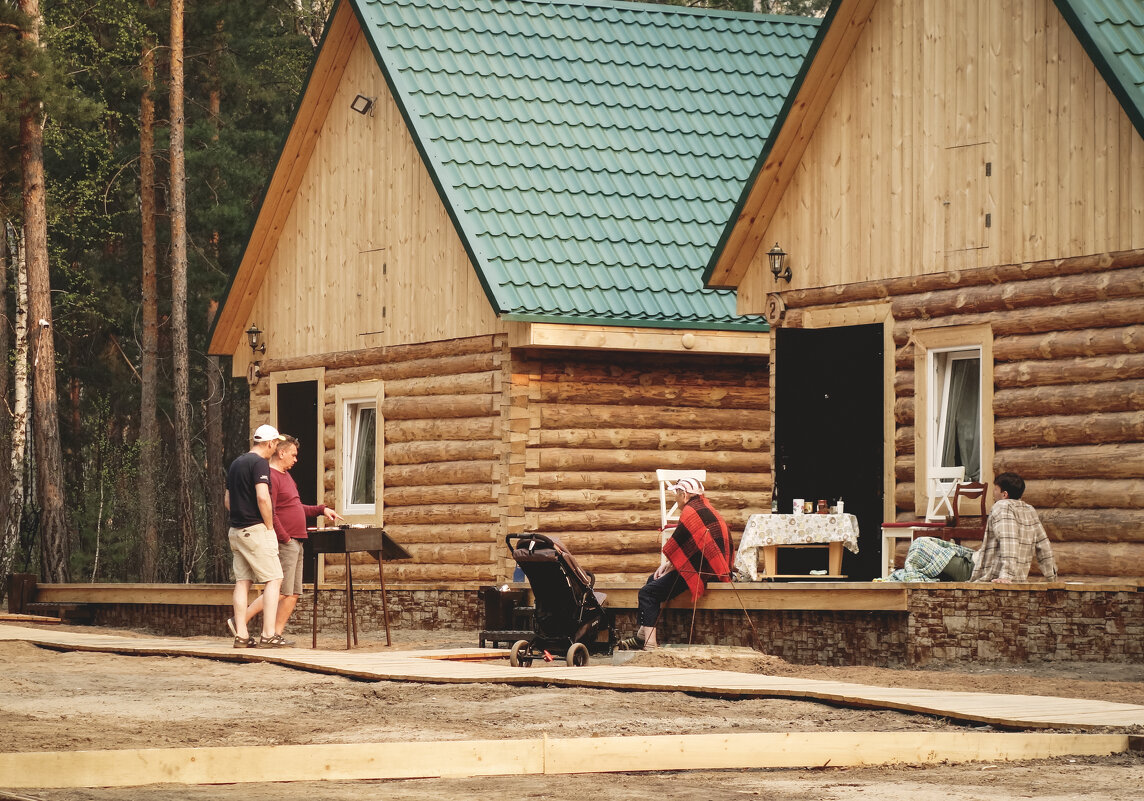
656,469,707,531
924,466,966,521
880,465,966,577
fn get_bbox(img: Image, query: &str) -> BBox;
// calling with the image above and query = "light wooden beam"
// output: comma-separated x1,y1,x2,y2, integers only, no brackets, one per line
598,581,907,611
0,732,1128,788
508,322,769,357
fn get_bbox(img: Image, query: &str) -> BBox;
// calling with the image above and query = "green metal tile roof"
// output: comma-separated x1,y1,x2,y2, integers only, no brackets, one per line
1055,0,1144,140
351,0,819,330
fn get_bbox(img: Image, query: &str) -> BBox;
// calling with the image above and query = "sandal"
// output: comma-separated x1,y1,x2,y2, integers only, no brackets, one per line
617,633,646,651
257,633,293,648
225,617,238,638
233,635,257,649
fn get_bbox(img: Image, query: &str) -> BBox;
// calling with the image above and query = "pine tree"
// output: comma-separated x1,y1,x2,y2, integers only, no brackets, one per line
20,0,70,582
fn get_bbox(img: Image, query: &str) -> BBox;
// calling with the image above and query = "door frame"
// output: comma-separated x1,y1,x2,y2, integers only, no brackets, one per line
270,367,326,510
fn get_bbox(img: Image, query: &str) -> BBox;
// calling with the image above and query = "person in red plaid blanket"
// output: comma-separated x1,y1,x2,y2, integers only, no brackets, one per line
618,477,734,650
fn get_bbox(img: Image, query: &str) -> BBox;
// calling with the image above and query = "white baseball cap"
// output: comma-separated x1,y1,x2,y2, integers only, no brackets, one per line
252,424,286,443
667,477,705,495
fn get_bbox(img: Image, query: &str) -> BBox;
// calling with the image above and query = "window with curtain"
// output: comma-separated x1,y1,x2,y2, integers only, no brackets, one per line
344,401,376,514
932,349,981,481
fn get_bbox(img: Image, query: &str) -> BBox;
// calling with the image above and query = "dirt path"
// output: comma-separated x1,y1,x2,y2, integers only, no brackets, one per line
1,624,1142,800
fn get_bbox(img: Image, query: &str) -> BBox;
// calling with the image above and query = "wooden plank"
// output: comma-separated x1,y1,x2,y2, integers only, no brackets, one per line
597,583,907,612
0,613,61,624
0,740,544,788
544,731,1127,774
519,324,769,356
2,625,1143,731
32,584,235,606
0,731,1127,789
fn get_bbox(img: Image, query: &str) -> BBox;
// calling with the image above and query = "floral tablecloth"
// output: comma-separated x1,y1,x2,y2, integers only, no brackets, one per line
733,513,861,581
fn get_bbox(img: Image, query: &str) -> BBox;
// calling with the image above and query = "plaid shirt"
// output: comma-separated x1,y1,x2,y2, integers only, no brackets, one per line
972,499,1057,582
885,536,976,583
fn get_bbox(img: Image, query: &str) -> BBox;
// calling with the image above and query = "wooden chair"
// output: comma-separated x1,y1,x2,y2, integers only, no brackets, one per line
937,481,989,545
880,466,965,577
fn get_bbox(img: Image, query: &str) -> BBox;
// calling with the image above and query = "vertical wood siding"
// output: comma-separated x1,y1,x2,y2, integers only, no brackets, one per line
239,30,504,374
739,0,1144,311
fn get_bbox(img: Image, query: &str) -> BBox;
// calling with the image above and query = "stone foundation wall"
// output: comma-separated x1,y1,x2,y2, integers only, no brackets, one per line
906,587,1144,665
612,609,908,666
615,586,1143,666
69,586,1144,667
91,589,484,638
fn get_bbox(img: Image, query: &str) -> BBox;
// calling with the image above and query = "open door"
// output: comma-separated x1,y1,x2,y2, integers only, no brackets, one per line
774,324,884,580
275,379,321,584
275,380,320,505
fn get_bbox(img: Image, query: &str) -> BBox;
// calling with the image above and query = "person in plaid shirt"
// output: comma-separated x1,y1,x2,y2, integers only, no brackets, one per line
885,472,1057,583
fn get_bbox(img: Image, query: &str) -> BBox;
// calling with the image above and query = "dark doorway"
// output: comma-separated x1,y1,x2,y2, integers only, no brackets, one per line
774,324,884,580
275,381,319,506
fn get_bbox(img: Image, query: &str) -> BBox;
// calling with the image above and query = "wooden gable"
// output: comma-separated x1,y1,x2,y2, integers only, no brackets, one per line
213,3,503,377
715,0,1144,314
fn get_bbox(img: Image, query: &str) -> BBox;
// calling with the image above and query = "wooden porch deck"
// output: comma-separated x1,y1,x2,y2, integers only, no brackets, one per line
2,623,1142,731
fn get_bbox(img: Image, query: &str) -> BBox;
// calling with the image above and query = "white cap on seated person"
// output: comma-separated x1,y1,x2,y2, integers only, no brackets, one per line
667,477,704,496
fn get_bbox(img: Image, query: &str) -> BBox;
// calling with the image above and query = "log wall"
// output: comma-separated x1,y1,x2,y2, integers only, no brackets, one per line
781,253,1144,579
255,339,771,588
255,335,508,586
519,350,771,584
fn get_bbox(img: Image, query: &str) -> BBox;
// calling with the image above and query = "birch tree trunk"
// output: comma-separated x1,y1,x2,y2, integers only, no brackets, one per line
0,222,30,588
20,0,70,583
139,33,160,582
169,0,198,581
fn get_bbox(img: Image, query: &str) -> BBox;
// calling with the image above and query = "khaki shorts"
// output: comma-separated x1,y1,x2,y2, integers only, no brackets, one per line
279,538,304,596
229,523,284,583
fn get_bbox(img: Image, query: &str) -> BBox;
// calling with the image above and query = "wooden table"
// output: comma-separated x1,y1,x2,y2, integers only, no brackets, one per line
733,513,860,580
306,527,411,649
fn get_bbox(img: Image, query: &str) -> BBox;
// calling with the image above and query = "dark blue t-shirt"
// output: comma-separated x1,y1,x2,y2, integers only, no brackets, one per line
226,451,271,528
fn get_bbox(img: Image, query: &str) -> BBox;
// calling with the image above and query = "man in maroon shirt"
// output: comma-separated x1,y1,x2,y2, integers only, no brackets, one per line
228,436,341,641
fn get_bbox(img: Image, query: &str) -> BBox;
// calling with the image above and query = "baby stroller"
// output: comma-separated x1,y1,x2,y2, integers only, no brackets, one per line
505,532,616,667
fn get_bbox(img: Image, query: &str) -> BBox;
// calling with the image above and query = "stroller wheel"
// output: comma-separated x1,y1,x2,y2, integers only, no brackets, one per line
566,642,589,667
509,639,532,668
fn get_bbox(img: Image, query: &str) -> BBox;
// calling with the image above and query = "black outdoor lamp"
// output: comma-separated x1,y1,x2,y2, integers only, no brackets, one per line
768,242,791,283
246,324,266,355
245,325,265,386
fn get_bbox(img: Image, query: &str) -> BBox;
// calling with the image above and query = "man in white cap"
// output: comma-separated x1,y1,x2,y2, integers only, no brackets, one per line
224,424,288,647
618,477,734,650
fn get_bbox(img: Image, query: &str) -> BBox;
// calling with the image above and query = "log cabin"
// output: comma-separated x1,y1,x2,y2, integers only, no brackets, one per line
705,0,1144,580
207,0,823,586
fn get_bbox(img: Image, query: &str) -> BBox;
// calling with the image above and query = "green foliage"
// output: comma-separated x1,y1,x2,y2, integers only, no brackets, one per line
69,392,143,582
2,0,318,582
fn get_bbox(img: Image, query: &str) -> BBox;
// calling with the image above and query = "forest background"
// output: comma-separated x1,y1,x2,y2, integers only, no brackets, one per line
0,0,826,593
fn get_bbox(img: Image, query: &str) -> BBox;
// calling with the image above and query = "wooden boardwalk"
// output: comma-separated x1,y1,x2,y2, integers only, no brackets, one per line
3,624,1142,731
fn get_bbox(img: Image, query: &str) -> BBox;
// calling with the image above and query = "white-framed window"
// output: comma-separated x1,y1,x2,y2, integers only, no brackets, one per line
929,347,982,481
343,400,377,515
912,324,993,518
335,381,383,521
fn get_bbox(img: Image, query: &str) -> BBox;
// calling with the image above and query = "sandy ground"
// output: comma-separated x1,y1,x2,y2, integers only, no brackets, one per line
1,623,1142,800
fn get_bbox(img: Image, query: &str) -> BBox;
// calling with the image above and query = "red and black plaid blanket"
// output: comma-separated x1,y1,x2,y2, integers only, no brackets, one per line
662,496,734,599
